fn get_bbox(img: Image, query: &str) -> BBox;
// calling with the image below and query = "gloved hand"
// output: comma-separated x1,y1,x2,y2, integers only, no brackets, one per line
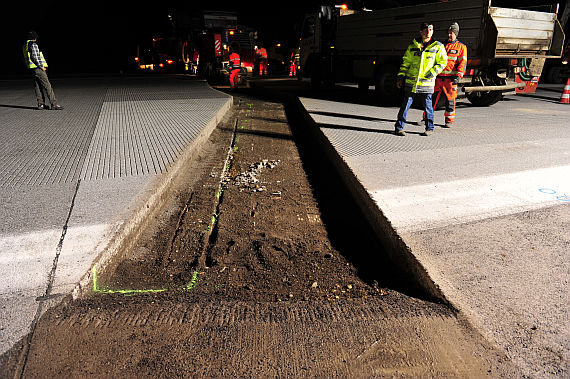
396,76,404,89
452,76,459,84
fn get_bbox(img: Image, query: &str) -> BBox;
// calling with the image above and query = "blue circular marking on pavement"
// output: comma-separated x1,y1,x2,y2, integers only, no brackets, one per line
556,195,570,202
539,188,556,194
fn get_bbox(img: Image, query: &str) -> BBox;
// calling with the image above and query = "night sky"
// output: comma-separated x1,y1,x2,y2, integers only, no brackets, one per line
2,0,564,76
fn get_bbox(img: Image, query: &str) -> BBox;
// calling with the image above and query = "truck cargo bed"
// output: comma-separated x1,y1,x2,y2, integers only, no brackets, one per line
335,0,563,60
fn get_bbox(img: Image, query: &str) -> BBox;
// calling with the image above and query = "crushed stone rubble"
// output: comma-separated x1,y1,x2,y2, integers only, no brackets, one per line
223,159,281,192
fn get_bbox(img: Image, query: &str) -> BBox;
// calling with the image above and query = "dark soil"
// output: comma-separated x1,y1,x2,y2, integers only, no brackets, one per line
95,94,402,303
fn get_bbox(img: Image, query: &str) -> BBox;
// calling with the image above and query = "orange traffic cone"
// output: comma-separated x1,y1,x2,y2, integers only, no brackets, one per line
560,78,570,104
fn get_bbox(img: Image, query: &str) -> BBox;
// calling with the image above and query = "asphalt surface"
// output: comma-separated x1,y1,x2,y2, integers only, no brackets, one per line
0,75,568,377
298,82,569,378
0,76,231,356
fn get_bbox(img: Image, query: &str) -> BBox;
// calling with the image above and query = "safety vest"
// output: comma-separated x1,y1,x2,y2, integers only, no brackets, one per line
440,40,467,78
257,48,267,59
398,38,447,93
229,53,240,70
23,40,48,69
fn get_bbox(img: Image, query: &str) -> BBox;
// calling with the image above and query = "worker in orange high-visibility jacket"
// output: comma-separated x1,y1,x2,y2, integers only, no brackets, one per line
289,48,299,77
229,45,241,89
434,22,467,127
256,45,268,76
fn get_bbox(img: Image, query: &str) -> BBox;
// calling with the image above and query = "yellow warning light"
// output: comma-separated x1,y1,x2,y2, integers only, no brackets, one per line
134,57,139,62
276,43,281,47
229,30,235,35
341,4,348,10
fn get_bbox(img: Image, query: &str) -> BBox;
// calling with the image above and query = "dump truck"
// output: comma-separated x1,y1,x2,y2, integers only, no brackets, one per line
298,0,565,106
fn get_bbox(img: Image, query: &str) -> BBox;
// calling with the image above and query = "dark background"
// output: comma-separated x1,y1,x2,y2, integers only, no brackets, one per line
1,0,564,76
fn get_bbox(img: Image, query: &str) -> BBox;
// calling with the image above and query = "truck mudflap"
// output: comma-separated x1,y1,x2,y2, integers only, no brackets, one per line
515,75,540,94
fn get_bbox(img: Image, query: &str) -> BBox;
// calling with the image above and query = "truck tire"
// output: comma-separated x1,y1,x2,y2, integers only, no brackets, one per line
466,90,502,107
465,75,504,107
546,67,565,84
375,64,401,104
310,69,322,89
309,57,323,89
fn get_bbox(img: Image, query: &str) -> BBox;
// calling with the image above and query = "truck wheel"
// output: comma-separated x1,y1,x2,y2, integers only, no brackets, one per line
358,80,369,91
375,64,401,104
465,75,504,107
310,67,322,89
546,67,564,84
466,90,503,106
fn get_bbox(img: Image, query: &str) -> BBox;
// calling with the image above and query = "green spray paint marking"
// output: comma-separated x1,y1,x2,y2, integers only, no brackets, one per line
184,271,199,290
91,265,199,296
216,186,224,199
211,212,219,227
233,135,240,152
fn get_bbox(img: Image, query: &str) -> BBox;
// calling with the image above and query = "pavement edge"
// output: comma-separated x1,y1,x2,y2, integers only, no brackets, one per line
71,95,233,300
292,97,449,305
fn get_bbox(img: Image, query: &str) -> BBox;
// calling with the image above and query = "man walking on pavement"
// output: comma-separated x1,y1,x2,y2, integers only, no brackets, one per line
22,31,63,110
434,22,467,127
395,22,447,136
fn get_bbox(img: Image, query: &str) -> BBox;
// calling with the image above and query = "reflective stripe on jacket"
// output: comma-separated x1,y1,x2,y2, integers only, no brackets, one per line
398,38,447,93
257,48,267,59
229,53,241,70
440,40,467,78
23,40,48,69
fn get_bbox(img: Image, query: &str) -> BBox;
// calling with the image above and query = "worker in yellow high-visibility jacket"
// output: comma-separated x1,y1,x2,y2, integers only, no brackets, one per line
395,22,447,136
22,30,63,110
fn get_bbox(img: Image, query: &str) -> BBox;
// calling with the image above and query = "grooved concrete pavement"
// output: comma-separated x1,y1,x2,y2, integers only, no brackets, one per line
0,76,231,355
299,84,569,378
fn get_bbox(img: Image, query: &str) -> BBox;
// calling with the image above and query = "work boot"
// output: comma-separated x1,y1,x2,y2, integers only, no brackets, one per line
394,129,406,136
421,129,434,136
37,104,48,110
52,105,64,110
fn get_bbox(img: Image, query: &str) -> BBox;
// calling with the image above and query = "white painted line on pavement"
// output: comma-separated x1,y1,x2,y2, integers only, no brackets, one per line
371,165,570,232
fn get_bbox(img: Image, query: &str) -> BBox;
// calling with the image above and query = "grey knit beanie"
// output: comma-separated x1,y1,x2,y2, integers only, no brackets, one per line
449,22,459,36
27,30,38,40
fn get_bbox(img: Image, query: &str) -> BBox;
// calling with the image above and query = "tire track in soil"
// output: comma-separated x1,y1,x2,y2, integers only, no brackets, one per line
1,96,517,378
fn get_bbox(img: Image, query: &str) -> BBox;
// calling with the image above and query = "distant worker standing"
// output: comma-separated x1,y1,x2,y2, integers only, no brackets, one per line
22,31,63,110
229,45,241,89
434,22,467,127
289,47,299,77
395,22,447,136
256,45,268,77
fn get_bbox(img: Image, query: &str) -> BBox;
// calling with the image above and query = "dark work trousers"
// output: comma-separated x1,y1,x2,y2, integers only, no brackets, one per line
32,68,57,106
